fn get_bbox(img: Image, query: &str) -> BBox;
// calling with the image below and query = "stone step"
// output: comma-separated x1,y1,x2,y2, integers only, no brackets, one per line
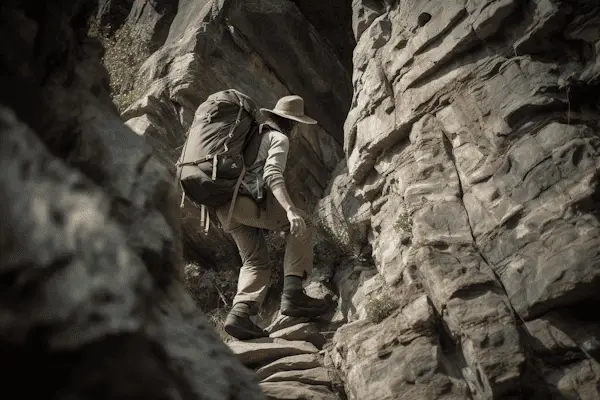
270,322,326,348
228,338,318,366
261,367,332,386
255,353,321,381
266,315,312,333
260,381,338,400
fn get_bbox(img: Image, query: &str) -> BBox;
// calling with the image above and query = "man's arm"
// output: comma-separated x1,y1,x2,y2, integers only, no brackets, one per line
263,131,306,236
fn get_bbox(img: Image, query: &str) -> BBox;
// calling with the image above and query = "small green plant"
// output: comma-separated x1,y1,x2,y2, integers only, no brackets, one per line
89,18,151,112
395,212,413,232
365,291,400,323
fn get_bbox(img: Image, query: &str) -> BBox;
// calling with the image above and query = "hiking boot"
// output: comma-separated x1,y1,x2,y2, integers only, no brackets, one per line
280,289,330,318
224,302,268,341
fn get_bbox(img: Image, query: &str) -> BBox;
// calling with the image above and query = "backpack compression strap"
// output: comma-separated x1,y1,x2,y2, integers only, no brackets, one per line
221,93,246,232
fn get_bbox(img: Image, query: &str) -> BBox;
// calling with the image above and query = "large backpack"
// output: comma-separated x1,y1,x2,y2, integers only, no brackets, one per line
176,89,262,232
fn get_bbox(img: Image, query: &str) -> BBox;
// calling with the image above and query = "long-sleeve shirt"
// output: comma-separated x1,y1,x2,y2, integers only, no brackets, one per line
242,125,289,200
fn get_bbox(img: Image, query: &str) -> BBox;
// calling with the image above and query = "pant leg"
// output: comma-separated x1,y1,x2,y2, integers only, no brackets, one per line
217,193,315,304
226,221,271,306
280,216,314,279
256,193,315,279
216,195,281,307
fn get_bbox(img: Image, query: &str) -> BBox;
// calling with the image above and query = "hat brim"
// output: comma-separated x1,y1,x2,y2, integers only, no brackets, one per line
260,108,318,125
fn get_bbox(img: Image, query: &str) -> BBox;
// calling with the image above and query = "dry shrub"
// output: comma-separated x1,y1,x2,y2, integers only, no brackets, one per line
185,263,238,311
365,291,400,323
89,18,151,112
184,263,239,342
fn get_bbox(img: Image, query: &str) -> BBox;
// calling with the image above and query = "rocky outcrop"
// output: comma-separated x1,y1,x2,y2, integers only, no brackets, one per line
0,2,265,399
316,0,600,398
122,0,350,267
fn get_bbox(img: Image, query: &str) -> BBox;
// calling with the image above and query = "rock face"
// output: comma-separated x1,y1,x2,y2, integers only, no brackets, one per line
288,0,356,73
122,0,350,267
317,0,600,398
0,2,265,399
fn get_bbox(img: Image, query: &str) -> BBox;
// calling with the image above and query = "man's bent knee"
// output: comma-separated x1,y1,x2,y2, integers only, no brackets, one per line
243,260,270,271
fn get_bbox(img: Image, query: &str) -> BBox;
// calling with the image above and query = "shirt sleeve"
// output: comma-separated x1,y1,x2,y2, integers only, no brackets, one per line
262,130,289,191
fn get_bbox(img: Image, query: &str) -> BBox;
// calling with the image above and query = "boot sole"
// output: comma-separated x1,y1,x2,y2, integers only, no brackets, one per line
280,306,329,318
224,323,268,341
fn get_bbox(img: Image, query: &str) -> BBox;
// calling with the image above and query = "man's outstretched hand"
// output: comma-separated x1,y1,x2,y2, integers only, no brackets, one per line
286,207,306,237
271,184,306,237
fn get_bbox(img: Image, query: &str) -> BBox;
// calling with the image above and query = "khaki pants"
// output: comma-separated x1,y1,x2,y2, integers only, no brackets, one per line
216,193,314,307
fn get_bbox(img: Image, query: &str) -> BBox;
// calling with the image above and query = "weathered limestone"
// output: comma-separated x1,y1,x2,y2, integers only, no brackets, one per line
318,0,600,398
270,323,325,348
261,367,331,386
127,0,178,49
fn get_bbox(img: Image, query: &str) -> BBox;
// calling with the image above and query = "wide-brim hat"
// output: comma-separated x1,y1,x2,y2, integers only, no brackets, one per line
260,95,317,125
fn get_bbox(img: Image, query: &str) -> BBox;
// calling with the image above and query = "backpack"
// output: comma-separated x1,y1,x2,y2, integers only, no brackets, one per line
176,89,263,232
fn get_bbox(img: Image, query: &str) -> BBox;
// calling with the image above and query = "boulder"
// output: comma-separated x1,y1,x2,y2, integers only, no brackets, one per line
266,315,312,333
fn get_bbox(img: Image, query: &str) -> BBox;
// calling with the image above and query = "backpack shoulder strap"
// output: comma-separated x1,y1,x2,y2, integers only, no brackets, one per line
244,123,287,169
243,122,263,167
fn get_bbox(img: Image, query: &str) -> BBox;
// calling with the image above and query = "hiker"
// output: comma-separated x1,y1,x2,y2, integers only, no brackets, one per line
177,91,329,340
